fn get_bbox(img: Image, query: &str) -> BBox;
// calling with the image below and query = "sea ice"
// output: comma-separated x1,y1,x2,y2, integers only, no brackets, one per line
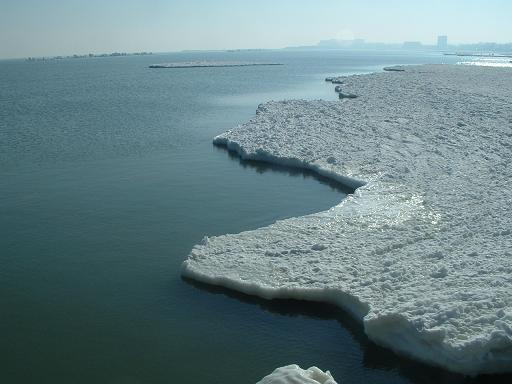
149,61,282,68
458,58,512,68
183,64,512,375
257,364,337,384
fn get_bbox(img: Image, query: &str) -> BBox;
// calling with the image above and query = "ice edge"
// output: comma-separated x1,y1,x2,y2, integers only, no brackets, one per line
183,134,511,376
212,134,366,191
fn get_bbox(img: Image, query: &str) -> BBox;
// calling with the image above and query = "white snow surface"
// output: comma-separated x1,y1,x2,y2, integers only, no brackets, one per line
182,64,512,375
257,364,337,384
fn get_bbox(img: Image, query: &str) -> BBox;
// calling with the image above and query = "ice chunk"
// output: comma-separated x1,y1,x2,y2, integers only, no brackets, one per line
257,364,337,384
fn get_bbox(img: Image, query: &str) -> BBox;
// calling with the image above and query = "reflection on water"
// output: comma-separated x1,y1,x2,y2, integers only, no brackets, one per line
216,144,355,195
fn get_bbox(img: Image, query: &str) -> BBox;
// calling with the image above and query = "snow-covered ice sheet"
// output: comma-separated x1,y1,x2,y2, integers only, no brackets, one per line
182,64,512,375
257,364,337,384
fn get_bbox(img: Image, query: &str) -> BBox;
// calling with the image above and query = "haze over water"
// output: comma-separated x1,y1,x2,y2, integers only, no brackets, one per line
0,50,477,383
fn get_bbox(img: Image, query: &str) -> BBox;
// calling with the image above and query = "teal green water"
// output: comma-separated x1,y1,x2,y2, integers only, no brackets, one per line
2,51,505,383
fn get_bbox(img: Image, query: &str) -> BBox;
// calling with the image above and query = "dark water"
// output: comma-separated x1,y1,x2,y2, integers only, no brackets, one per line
2,50,506,383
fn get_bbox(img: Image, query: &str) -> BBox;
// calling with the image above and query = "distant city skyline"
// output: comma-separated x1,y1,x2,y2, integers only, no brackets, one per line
287,35,512,54
1,0,512,59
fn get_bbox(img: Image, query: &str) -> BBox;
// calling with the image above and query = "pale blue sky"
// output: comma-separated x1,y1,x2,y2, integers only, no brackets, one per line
1,0,511,58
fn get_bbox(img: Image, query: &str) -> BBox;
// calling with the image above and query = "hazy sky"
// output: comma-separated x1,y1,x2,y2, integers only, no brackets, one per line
1,0,511,58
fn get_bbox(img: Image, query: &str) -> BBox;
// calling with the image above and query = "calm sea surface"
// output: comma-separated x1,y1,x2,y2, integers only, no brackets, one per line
3,50,500,384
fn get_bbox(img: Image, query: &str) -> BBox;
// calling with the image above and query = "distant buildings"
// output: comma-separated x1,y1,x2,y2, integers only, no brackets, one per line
285,35,512,55
437,35,448,50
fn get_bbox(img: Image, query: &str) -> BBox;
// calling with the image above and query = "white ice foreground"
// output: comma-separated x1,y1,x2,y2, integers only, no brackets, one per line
257,365,337,384
182,64,512,376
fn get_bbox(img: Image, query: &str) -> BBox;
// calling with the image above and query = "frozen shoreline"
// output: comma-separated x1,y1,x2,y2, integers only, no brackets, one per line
182,64,512,376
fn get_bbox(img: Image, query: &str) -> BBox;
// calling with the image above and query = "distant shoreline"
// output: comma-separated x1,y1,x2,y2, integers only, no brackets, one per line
26,51,153,62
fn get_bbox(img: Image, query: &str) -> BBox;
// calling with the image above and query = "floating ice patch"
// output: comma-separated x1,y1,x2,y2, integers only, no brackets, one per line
149,61,283,68
183,64,512,376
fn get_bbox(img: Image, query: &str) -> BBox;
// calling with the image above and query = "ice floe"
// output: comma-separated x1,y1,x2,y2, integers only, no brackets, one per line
149,61,282,68
257,364,337,384
183,64,512,376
